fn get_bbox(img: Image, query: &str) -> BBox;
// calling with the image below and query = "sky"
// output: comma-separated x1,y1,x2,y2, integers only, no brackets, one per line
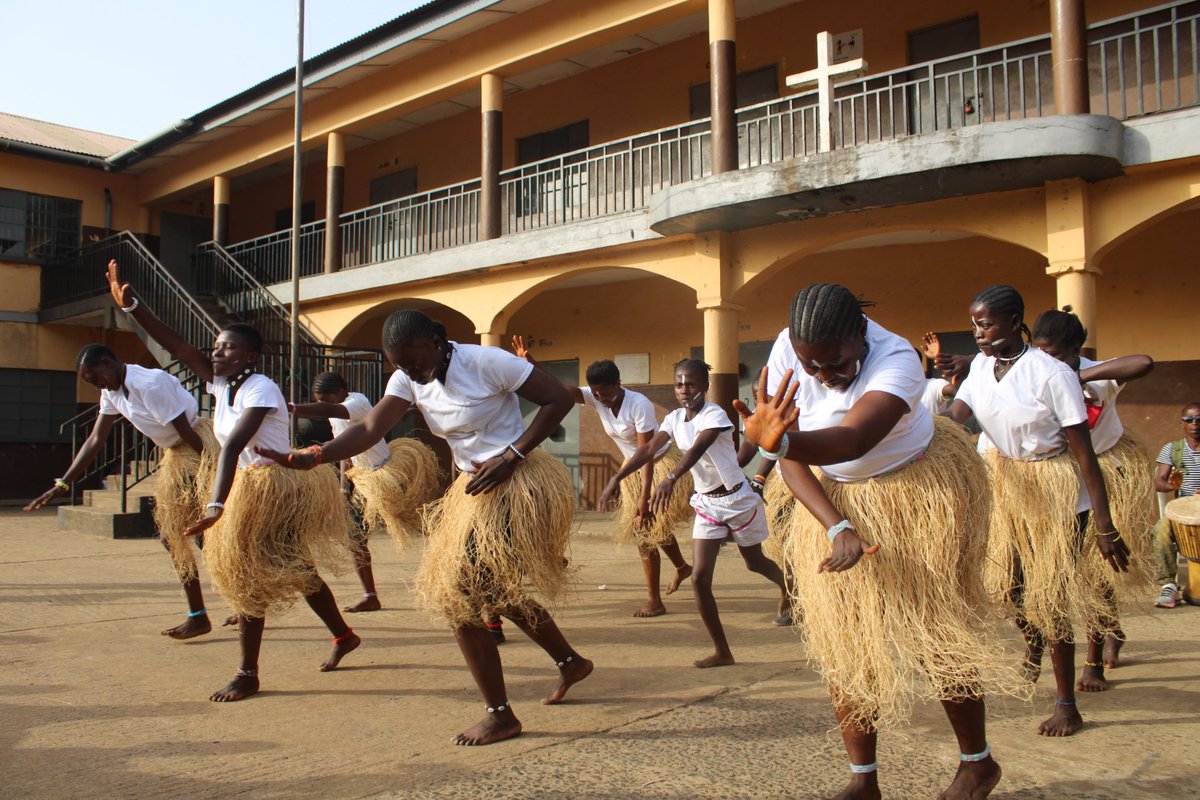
5,0,431,141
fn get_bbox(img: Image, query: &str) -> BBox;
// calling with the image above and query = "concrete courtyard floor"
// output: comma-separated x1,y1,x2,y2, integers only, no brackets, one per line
3,507,1200,799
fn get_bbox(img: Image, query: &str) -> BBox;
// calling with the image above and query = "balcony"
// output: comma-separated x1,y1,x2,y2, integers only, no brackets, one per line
229,1,1199,290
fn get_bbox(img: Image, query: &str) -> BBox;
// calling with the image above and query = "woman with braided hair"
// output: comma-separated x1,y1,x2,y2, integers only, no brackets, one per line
948,285,1130,738
1031,306,1154,687
258,310,592,746
290,371,441,613
738,283,1019,800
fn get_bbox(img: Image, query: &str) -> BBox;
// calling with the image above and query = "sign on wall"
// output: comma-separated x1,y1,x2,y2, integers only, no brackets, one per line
614,353,650,385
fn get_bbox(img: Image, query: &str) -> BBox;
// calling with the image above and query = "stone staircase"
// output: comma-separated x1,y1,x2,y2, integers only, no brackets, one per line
57,468,159,539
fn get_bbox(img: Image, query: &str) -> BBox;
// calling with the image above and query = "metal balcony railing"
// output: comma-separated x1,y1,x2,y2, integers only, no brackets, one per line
226,219,326,286
220,2,1199,275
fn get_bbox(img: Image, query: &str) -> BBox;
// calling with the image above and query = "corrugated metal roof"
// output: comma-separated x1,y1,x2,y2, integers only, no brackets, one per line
0,112,134,158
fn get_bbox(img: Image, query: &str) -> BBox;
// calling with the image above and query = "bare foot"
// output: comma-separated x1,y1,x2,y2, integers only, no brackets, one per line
1020,644,1044,683
938,758,1002,800
665,564,692,595
1104,630,1125,669
832,773,881,800
543,655,594,705
634,602,666,618
223,615,239,627
1076,663,1109,692
319,631,361,672
343,595,382,613
209,673,259,702
161,614,212,640
453,709,523,746
1037,703,1083,736
694,652,736,669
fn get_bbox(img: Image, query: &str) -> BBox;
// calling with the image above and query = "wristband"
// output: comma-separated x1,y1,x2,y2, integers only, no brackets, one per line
827,519,855,542
757,435,790,461
54,478,70,491
506,443,526,461
665,472,679,482
753,474,768,483
206,501,225,511
120,297,139,313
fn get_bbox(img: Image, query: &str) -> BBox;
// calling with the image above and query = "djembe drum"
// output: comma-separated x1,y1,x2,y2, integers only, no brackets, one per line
1165,495,1200,606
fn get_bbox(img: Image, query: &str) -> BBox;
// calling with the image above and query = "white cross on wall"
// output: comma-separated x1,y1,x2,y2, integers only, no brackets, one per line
785,31,868,153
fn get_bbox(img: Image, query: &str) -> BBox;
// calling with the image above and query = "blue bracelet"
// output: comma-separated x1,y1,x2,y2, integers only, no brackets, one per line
756,434,790,461
187,609,207,618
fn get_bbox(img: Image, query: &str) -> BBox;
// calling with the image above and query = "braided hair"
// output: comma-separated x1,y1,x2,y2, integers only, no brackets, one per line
1031,305,1086,351
382,310,448,352
76,343,117,369
585,359,620,387
971,285,1031,342
789,284,874,345
312,371,348,395
673,358,711,386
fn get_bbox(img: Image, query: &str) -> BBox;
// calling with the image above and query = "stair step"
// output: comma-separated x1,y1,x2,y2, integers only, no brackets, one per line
58,505,157,539
82,491,156,513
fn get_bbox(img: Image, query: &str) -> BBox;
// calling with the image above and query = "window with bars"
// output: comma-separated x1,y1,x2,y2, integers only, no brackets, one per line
0,188,82,262
0,369,78,443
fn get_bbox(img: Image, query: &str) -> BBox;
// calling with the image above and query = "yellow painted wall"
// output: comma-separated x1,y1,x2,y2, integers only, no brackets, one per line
0,153,142,231
0,262,41,313
228,157,328,243
0,322,149,402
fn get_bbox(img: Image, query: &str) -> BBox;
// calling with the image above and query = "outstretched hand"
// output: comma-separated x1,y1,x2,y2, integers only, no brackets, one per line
253,445,318,470
24,485,66,512
731,367,800,454
511,334,532,363
920,331,941,361
817,529,880,573
106,259,134,309
184,507,223,537
597,480,621,512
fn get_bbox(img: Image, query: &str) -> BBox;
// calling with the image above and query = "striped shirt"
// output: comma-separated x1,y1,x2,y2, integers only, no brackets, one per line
1157,440,1200,497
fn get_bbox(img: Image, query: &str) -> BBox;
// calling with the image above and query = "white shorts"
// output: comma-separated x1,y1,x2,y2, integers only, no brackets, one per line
689,483,770,547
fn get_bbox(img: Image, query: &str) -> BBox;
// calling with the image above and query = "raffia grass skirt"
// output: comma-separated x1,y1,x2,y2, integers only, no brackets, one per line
615,451,693,549
348,438,442,547
785,417,1024,730
416,450,576,628
762,470,799,564
204,464,353,618
154,418,219,580
984,449,1109,640
1079,433,1156,607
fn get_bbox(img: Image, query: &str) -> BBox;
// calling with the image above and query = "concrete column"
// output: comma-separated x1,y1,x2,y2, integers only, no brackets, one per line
1045,177,1100,357
1050,0,1089,115
702,304,741,430
478,330,504,348
480,73,504,241
213,175,230,245
324,131,345,274
708,0,738,174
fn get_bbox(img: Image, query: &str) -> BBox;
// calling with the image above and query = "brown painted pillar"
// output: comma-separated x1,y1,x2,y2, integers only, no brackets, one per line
480,73,503,241
324,131,345,273
703,304,741,437
1051,0,1089,115
709,0,738,174
213,175,230,245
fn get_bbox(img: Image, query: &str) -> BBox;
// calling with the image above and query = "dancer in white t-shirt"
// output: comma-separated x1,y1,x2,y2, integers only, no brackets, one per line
1031,306,1155,688
512,337,694,618
25,345,220,640
106,261,359,703
290,371,440,613
736,284,1018,800
600,359,790,669
949,285,1129,738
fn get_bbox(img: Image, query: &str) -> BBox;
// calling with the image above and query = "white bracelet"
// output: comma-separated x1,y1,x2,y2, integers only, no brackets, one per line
206,501,225,511
120,297,139,313
827,519,854,542
757,434,790,461
506,443,526,461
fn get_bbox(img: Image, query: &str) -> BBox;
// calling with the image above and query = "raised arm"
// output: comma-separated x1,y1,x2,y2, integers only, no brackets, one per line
24,413,120,511
1079,354,1153,386
512,334,584,404
107,260,213,382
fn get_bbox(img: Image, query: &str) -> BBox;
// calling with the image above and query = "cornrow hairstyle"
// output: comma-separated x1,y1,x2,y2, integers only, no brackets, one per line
673,358,711,385
585,359,620,387
77,343,118,369
382,310,448,353
789,283,875,345
1031,305,1087,351
972,284,1031,342
312,371,348,394
221,322,263,354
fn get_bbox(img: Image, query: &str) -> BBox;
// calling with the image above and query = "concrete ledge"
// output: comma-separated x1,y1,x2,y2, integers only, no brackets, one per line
57,505,156,539
648,115,1125,235
1121,106,1200,166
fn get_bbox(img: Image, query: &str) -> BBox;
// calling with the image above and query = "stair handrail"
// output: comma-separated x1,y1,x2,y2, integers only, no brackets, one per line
196,241,323,348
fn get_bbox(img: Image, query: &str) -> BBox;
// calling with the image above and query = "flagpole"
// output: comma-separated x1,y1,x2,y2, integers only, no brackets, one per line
289,0,305,444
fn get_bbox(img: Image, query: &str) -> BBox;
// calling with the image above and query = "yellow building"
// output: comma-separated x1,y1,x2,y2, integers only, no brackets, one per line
3,0,1197,504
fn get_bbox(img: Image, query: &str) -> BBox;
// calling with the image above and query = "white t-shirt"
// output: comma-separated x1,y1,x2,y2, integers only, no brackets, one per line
580,386,668,462
1079,356,1124,454
921,378,953,417
784,319,933,482
955,348,1090,512
332,391,390,470
385,343,533,472
660,402,744,493
99,363,198,448
207,373,291,469
765,327,798,398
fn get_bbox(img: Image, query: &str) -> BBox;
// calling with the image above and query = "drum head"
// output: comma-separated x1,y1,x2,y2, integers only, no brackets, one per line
1166,495,1200,526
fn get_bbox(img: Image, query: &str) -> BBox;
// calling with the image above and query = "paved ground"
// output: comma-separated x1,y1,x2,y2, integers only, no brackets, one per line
3,507,1200,799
